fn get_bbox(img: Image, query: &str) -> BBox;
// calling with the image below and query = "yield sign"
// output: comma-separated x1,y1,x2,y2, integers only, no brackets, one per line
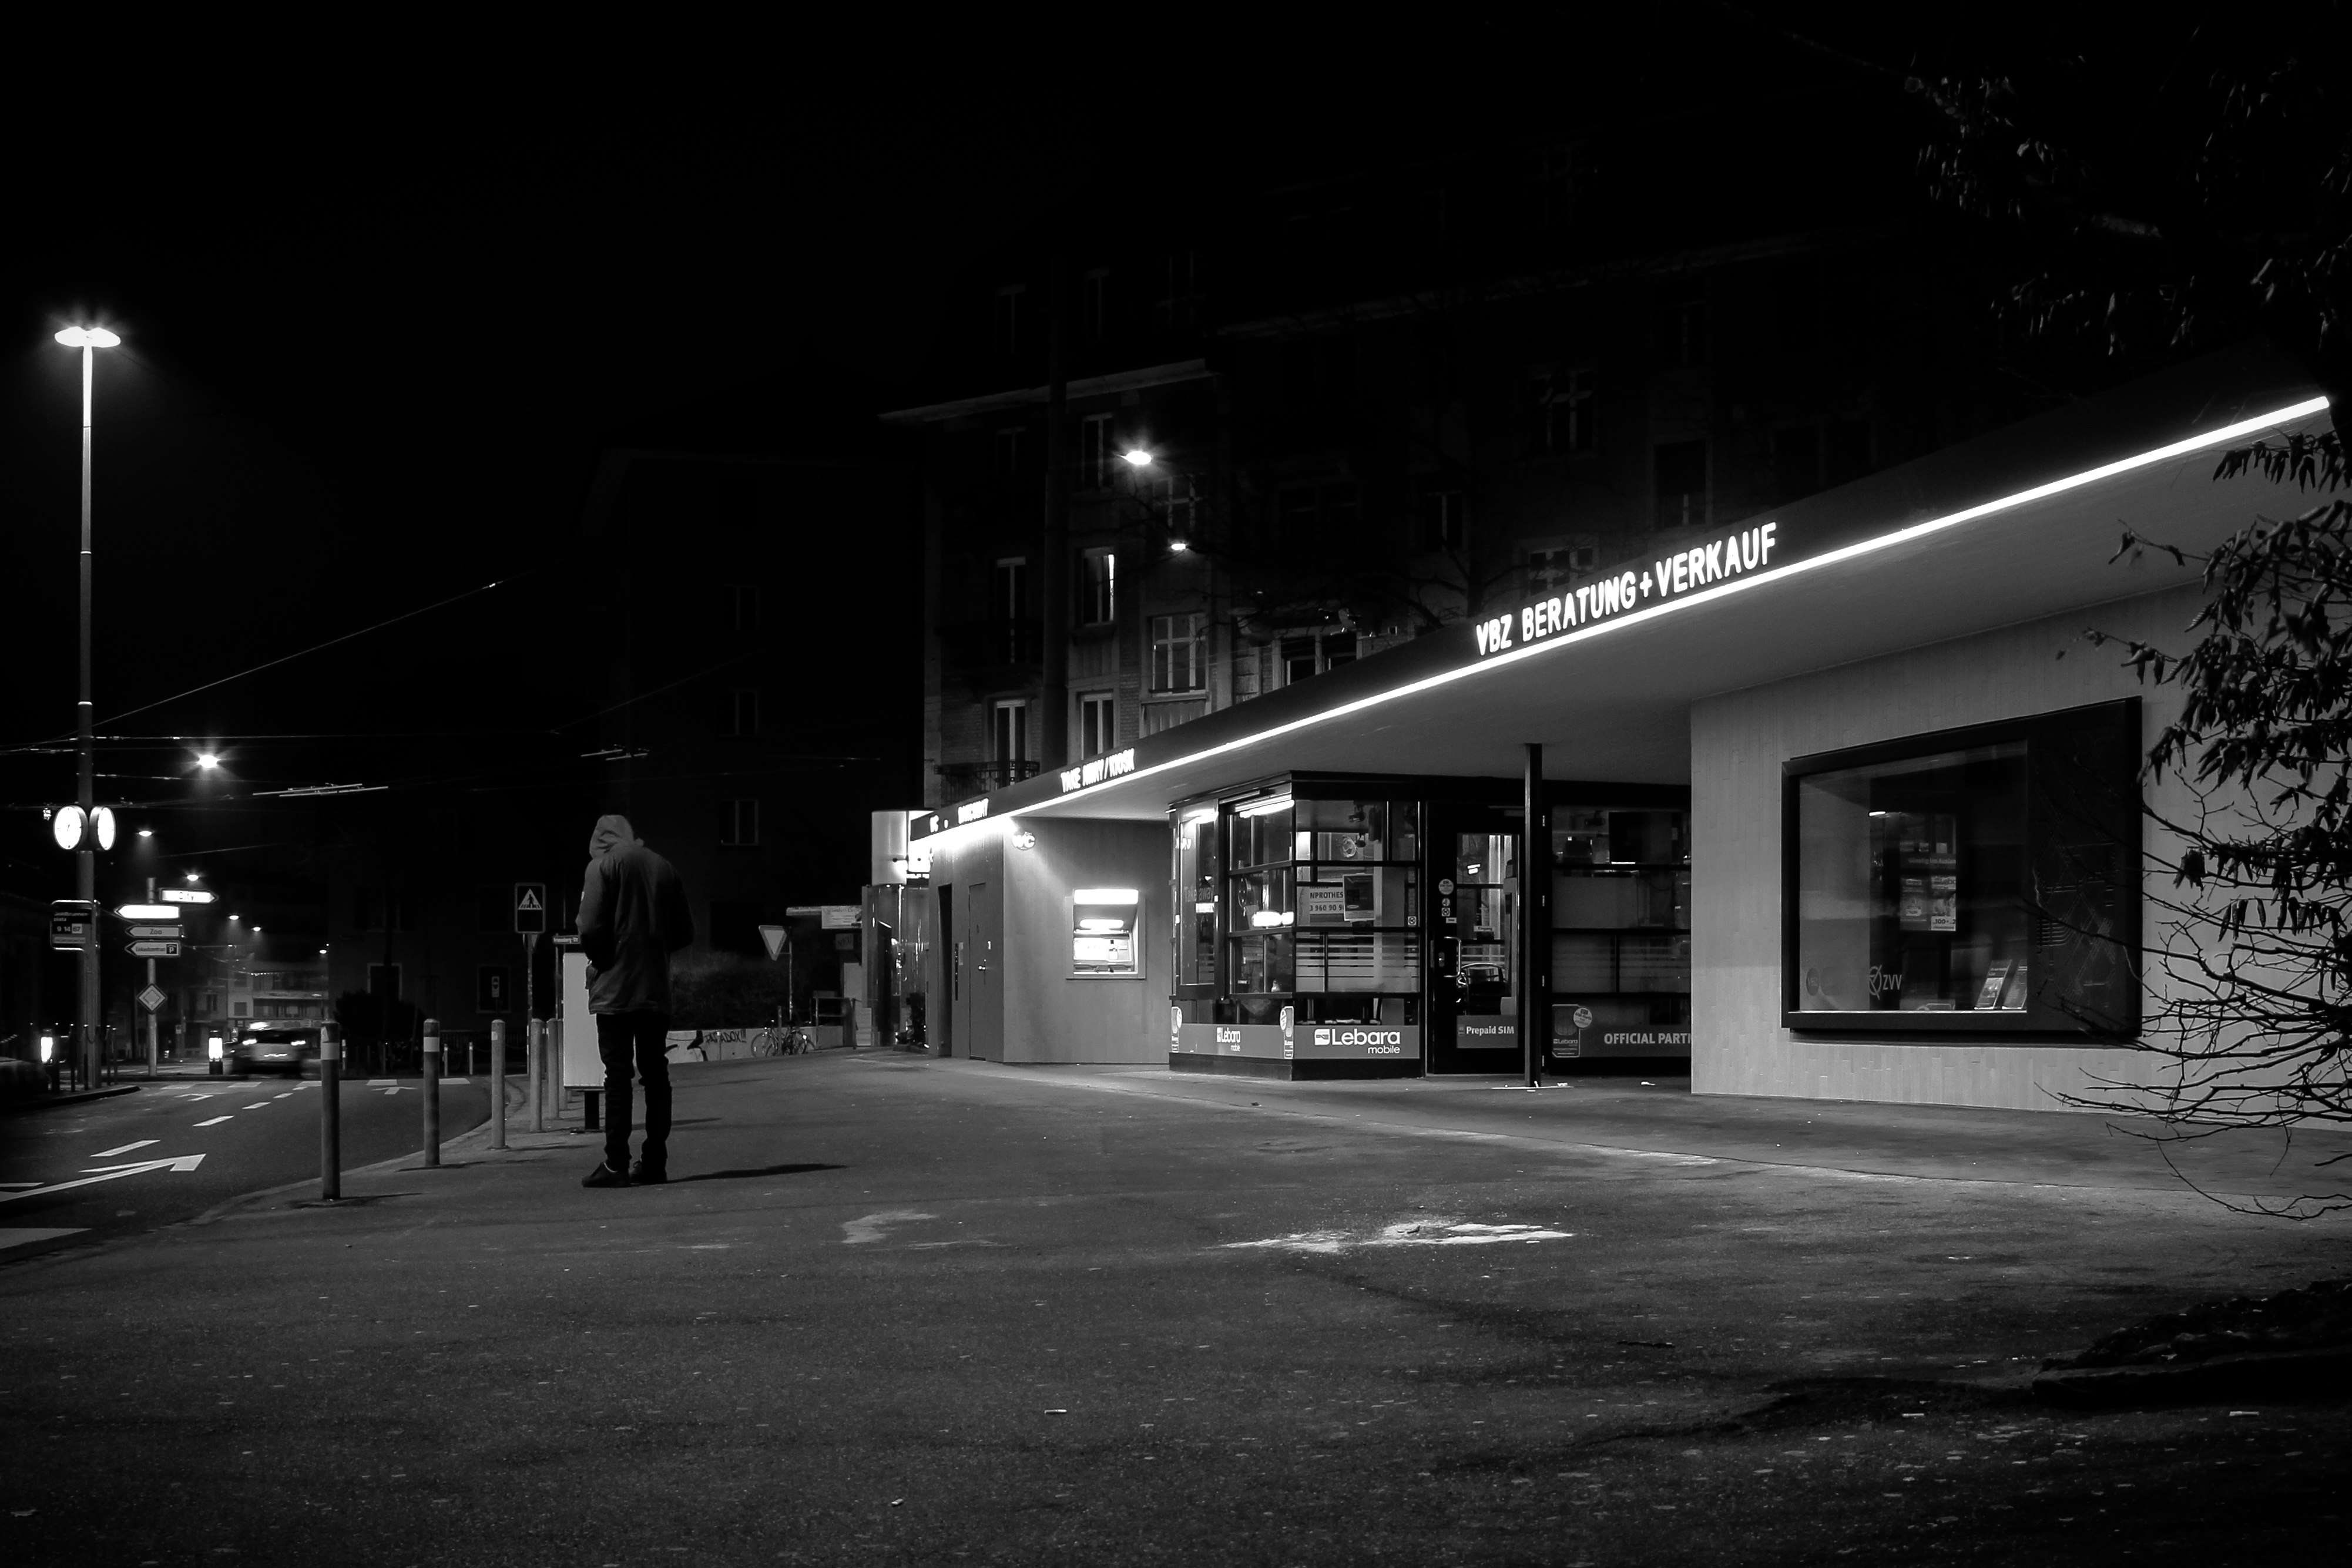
759,924,787,961
137,985,166,1012
0,1153,207,1205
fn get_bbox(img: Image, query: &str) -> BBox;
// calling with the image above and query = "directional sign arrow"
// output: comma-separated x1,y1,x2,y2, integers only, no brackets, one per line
0,1153,207,1206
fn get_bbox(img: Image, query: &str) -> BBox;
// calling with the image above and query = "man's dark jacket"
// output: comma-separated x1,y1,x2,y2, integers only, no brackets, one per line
576,814,695,1014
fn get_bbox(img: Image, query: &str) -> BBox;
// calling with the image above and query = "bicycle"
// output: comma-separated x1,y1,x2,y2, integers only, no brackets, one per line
753,1026,817,1057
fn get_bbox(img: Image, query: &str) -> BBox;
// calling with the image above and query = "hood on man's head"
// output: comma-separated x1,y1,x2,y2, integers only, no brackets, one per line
589,814,640,859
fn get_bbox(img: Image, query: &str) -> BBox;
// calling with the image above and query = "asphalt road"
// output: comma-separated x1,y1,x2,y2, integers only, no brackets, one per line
1,1053,2346,1566
0,1075,489,1255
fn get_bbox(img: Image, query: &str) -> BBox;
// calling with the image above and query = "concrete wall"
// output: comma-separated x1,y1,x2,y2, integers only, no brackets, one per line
918,815,1168,1064
1003,818,1167,1063
1691,586,2197,1110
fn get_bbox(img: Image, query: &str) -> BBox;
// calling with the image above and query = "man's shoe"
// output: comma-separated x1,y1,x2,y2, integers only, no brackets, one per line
629,1160,667,1185
582,1161,631,1188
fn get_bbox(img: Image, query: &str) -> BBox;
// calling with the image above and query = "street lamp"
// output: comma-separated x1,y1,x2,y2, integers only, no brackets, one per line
57,324,121,1090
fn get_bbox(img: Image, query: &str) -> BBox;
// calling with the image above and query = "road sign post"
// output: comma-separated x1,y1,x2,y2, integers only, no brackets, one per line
318,1021,342,1201
490,1018,507,1151
421,1017,441,1168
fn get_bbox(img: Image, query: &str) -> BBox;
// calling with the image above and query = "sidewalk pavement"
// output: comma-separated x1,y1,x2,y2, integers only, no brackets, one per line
217,1050,2352,1220
905,1059,2352,1207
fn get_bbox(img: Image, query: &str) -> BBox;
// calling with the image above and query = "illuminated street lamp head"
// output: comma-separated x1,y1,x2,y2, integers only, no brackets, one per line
137,827,153,838
1169,539,1191,554
55,326,121,349
1120,449,1154,469
184,871,200,882
196,752,220,770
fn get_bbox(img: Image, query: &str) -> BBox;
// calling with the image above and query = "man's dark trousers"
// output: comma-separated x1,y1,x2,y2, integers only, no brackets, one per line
595,1012,671,1173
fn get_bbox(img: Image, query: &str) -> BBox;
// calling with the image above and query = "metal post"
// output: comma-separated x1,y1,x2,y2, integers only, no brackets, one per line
76,342,100,1097
1521,743,1550,1087
528,1018,545,1133
421,1016,441,1167
145,877,159,1077
489,1018,507,1150
318,1021,343,1200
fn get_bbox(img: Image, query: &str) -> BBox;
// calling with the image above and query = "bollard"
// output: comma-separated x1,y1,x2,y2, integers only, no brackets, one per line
318,1020,343,1201
421,1017,441,1167
490,1018,508,1150
528,1019,545,1133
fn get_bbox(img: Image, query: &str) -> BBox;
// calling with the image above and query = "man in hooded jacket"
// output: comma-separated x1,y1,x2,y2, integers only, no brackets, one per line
576,814,695,1187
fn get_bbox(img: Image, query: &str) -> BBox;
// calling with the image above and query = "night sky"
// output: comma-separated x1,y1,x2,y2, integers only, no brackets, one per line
0,16,2175,919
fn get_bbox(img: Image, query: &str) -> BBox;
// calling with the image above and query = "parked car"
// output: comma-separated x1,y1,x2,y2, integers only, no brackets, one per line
231,1025,321,1076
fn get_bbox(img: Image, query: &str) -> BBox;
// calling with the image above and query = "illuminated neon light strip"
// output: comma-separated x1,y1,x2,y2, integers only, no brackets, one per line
1016,395,2331,818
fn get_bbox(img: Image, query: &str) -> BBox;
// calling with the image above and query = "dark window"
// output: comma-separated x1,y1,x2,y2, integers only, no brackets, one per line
731,584,760,633
996,284,1025,361
1150,613,1206,693
366,963,402,999
1774,420,1872,502
1653,280,1707,367
1080,414,1114,490
720,689,760,737
1529,365,1596,456
353,888,412,934
994,558,1031,663
720,799,760,847
1078,547,1116,625
1280,335,1357,411
995,427,1024,482
992,701,1029,765
1418,490,1465,553
1531,142,1591,228
1784,700,2141,1036
1085,268,1110,343
1278,482,1358,552
1773,263,1821,357
1079,692,1116,758
1157,251,1200,335
1653,440,1708,530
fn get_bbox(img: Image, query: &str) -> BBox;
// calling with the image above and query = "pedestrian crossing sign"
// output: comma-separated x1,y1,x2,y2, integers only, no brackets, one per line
514,882,546,935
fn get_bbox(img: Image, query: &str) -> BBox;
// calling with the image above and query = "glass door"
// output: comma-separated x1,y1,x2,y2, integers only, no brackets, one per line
1427,803,1521,1073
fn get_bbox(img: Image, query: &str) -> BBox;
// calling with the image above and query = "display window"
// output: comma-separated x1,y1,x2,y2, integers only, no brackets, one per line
1783,700,2141,1036
1549,806,1692,1059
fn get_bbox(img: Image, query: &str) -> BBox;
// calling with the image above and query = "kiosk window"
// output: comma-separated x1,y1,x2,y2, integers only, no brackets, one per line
1784,701,2140,1035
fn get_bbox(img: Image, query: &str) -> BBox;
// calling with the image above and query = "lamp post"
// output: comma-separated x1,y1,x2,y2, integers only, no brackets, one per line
58,325,120,1090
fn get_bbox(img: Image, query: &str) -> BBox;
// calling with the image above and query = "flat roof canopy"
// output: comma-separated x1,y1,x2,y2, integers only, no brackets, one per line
918,344,2328,835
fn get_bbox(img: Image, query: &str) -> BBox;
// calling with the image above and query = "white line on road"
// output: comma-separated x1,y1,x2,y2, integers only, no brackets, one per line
93,1141,158,1159
193,1116,231,1127
0,1154,207,1205
0,1229,89,1251
842,1211,939,1245
241,1103,272,1110
367,1080,395,1087
274,1093,295,1100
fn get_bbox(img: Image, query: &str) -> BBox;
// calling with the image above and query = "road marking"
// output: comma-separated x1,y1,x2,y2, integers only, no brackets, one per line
367,1080,396,1087
241,1103,272,1110
179,1093,217,1100
440,1077,469,1084
1223,1219,1575,1254
273,1093,295,1100
0,1229,89,1252
0,1154,207,1205
194,1116,231,1127
93,1141,157,1159
841,1210,938,1245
